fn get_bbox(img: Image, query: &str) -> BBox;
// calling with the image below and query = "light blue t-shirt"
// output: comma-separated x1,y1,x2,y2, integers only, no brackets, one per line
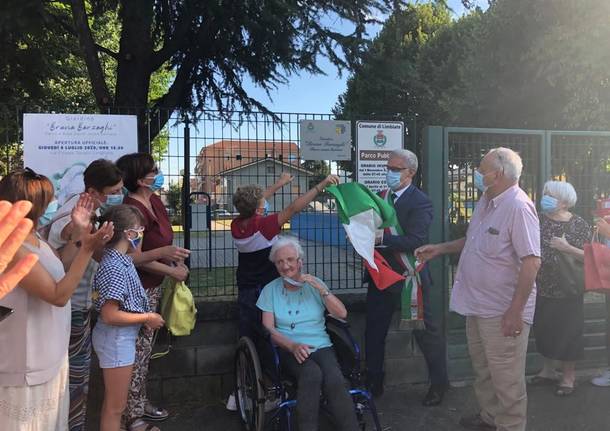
256,277,332,352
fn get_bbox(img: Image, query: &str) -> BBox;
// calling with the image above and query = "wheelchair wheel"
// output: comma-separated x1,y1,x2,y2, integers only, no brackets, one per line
235,336,265,431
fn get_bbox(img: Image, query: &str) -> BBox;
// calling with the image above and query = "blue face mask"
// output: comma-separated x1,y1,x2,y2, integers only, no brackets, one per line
474,170,487,193
38,200,59,226
100,194,124,212
125,228,144,250
540,195,559,213
386,170,403,191
149,172,164,192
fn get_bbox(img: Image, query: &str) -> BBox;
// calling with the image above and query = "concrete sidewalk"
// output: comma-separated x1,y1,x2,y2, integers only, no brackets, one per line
118,373,610,431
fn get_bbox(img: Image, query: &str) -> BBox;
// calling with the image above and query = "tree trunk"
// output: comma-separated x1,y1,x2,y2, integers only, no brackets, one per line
114,0,155,152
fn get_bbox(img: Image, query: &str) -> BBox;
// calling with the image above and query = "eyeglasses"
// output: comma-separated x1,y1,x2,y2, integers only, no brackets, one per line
387,166,408,173
124,226,145,234
23,167,43,179
143,168,159,180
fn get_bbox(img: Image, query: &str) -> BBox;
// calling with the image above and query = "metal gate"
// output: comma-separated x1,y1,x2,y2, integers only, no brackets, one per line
181,111,416,298
423,126,610,331
0,106,421,298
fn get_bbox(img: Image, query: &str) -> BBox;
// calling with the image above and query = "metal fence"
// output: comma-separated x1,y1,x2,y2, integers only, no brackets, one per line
423,126,610,329
445,129,543,242
180,111,358,298
550,131,610,221
0,106,417,298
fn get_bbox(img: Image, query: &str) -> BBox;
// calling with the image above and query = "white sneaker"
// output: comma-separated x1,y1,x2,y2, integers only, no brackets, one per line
591,369,610,387
226,393,237,411
228,391,278,412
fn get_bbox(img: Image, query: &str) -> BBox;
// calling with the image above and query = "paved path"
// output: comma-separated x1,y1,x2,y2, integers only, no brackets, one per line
108,373,610,431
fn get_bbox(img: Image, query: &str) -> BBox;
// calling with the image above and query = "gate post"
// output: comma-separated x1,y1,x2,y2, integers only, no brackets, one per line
182,116,191,267
422,126,448,337
541,131,552,194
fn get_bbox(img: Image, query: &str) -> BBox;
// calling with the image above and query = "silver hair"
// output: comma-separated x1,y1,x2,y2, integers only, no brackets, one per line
389,149,418,172
488,147,523,182
543,180,577,208
269,235,305,263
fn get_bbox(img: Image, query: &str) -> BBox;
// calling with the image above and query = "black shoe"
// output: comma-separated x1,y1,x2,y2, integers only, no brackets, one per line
421,383,448,407
459,414,495,430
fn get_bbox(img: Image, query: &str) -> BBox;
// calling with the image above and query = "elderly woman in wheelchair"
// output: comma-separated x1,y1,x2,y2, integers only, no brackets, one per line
254,235,360,431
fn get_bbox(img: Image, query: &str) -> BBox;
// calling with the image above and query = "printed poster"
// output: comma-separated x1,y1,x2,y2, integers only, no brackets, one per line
23,113,138,204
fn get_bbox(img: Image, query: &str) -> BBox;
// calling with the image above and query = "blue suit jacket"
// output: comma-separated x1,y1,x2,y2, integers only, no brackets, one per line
367,185,434,289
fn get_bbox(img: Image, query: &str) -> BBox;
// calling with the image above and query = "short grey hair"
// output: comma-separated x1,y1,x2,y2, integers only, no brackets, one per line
488,147,523,182
269,235,305,263
389,149,418,172
543,180,577,208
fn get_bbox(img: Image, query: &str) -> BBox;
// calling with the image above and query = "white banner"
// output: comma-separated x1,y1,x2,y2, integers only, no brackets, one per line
356,121,405,191
23,113,138,204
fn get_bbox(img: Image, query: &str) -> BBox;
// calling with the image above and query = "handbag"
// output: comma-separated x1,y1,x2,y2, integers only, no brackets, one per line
555,252,584,296
584,233,610,292
160,278,197,336
152,278,197,360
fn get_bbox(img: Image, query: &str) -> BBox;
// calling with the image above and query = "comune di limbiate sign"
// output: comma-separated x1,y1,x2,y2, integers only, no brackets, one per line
356,121,405,191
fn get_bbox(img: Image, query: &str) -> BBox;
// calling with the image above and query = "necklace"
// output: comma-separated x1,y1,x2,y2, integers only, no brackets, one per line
282,287,304,330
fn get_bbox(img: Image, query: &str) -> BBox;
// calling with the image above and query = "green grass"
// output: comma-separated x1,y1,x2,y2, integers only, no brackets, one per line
189,266,237,298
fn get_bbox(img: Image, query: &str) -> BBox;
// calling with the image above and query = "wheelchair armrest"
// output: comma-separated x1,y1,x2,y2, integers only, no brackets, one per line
259,325,272,342
326,313,350,329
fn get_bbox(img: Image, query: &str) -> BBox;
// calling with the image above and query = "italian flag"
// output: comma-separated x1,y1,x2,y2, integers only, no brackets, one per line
326,183,424,329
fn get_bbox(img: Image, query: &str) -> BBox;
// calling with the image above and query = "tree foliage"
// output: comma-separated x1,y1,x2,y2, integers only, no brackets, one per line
336,0,610,132
301,160,331,190
1,0,399,149
0,0,173,159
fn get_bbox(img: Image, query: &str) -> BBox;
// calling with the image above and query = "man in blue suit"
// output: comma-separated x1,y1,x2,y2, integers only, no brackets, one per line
365,149,449,406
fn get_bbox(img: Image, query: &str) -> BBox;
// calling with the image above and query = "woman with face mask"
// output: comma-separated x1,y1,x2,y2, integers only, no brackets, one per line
256,236,358,431
92,204,165,431
530,181,591,396
0,168,113,430
225,173,338,411
115,153,190,429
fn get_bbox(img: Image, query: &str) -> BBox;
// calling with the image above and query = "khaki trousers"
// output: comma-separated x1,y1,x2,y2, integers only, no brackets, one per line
466,316,530,431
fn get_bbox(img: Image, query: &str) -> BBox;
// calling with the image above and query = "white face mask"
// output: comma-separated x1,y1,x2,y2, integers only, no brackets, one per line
283,277,304,287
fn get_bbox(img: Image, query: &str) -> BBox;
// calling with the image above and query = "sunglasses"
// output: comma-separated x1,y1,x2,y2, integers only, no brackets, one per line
23,167,43,179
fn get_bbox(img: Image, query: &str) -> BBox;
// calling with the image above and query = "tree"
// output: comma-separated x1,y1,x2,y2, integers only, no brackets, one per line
0,1,174,163
301,160,331,190
166,181,182,225
13,0,395,150
333,2,455,171
337,0,610,131
334,3,453,119
452,0,610,130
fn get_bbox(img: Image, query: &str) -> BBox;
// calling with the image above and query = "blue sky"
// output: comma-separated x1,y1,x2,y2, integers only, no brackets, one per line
241,0,486,114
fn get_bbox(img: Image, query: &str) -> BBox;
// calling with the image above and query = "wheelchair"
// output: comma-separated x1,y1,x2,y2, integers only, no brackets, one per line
234,314,382,431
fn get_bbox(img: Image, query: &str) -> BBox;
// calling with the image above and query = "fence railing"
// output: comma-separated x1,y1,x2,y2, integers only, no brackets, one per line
424,126,610,330
1,107,418,298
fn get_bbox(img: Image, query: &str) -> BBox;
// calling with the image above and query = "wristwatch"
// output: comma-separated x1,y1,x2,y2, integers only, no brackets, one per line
321,289,331,298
